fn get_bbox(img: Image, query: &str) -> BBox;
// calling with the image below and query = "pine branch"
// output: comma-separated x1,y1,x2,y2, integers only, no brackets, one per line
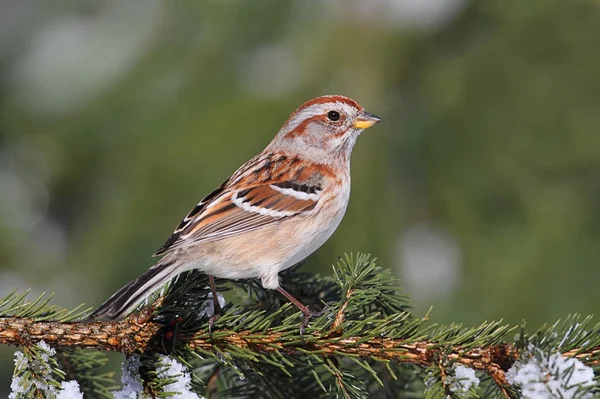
1,314,599,392
2,254,599,398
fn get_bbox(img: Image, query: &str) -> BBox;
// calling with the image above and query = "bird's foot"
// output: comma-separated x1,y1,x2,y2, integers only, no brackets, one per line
299,305,329,342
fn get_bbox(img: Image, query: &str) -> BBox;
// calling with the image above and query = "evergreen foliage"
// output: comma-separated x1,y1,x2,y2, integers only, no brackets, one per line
1,253,599,398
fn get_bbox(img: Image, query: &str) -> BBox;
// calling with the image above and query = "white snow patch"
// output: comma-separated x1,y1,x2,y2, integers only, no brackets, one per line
9,375,25,399
57,380,84,399
506,345,596,399
446,365,479,396
36,340,56,358
157,355,203,399
113,356,144,399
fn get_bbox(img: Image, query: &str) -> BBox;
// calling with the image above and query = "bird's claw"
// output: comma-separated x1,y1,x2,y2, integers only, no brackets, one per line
299,306,328,342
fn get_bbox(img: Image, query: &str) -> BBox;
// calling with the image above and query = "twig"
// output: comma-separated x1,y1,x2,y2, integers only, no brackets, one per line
330,289,353,334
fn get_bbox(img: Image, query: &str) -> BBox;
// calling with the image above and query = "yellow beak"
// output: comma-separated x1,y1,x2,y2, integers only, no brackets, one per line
354,111,382,129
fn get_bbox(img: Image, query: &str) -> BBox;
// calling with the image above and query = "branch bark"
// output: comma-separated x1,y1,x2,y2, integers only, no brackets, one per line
0,315,519,388
2,314,599,393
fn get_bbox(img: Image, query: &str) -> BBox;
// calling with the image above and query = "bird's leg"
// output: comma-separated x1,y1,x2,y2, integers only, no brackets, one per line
277,287,313,340
208,275,222,336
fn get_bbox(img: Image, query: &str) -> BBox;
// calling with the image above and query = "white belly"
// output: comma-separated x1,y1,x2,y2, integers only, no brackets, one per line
281,206,346,270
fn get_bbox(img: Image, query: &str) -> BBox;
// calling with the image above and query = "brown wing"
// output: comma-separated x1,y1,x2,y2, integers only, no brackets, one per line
153,177,323,256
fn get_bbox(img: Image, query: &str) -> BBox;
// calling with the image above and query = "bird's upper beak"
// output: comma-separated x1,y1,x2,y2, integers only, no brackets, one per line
354,110,382,129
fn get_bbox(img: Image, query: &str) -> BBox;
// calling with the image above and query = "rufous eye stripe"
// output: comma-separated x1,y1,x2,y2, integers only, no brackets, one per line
283,114,327,139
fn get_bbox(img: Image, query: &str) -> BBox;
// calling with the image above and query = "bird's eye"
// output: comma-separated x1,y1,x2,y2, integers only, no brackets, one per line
327,110,340,121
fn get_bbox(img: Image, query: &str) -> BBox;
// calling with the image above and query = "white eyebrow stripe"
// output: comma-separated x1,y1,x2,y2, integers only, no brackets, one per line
285,100,357,132
269,184,321,201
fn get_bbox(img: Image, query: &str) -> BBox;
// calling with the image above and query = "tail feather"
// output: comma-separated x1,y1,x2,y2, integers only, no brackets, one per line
86,259,179,321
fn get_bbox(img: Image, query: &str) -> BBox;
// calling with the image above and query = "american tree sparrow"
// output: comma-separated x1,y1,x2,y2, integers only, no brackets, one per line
89,95,381,332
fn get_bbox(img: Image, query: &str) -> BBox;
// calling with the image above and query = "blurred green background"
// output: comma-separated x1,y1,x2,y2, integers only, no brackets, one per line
1,0,600,392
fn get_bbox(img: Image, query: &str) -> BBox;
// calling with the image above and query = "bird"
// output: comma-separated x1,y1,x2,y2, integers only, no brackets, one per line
88,95,381,333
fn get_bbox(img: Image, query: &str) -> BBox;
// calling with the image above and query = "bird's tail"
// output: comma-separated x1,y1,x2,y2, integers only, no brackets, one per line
85,258,182,321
